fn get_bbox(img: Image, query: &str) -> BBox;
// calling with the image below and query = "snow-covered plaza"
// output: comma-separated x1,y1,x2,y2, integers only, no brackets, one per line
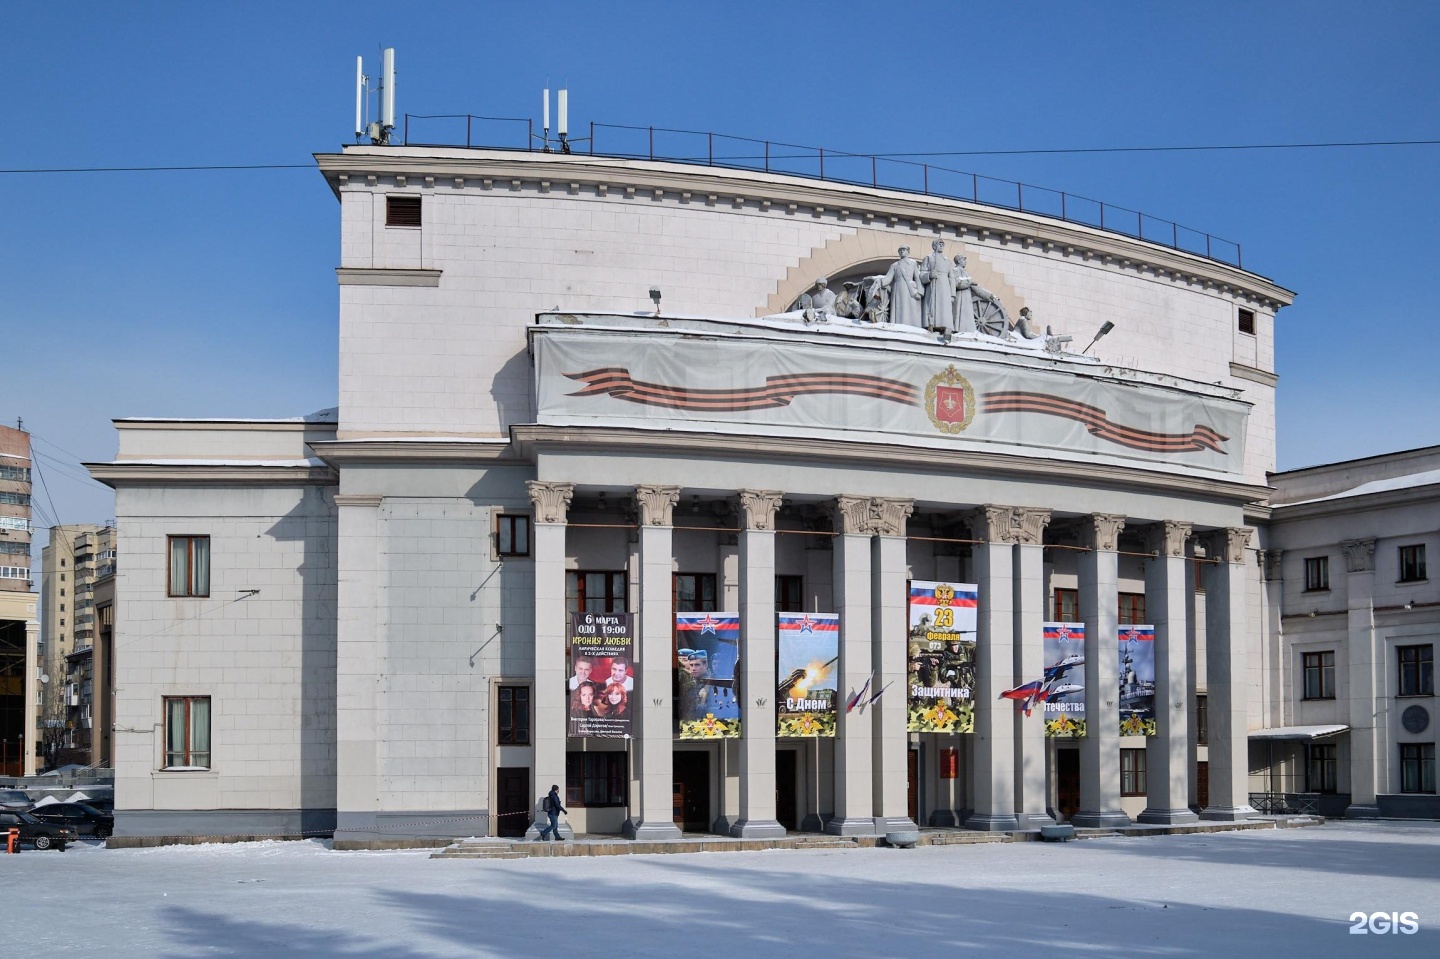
9,821,1437,957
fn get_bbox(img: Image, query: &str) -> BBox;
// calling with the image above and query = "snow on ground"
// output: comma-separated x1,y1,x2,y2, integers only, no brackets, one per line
6,821,1437,957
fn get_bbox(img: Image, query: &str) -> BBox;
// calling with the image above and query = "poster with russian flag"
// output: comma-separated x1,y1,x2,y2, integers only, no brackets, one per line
776,612,839,737
906,581,978,733
1118,624,1157,736
674,612,741,739
1042,622,1086,738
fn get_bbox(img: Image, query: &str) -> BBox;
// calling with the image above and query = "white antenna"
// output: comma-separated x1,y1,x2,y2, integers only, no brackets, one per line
381,47,396,131
542,86,550,142
558,88,569,152
354,56,364,140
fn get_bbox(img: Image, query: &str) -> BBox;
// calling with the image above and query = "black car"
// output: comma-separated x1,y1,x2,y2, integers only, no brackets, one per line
0,810,78,850
28,802,114,839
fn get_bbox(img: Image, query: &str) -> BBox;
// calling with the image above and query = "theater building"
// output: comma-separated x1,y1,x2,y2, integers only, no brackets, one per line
90,140,1308,843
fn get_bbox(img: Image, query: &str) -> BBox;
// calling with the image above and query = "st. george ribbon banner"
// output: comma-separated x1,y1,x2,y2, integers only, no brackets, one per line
675,612,741,739
776,612,839,737
567,612,634,739
907,580,978,733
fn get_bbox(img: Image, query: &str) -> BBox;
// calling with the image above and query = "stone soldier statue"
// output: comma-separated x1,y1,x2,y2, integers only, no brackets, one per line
810,277,837,315
953,254,1010,337
834,280,863,319
880,246,923,328
1013,306,1046,340
952,254,978,334
919,239,956,334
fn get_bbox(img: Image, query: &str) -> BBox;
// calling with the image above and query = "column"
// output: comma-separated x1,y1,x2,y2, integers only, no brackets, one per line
732,490,786,838
1139,521,1198,824
1340,538,1380,819
872,497,916,833
828,495,876,835
1073,513,1130,827
1011,508,1053,828
525,481,574,839
1200,527,1257,821
966,505,1018,831
631,485,683,840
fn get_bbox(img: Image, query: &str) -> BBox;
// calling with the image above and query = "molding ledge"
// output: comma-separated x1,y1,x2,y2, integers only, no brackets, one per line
336,268,443,287
1229,362,1279,388
85,463,337,487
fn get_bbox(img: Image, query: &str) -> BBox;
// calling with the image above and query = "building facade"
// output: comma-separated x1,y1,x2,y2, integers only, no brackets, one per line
39,524,116,768
90,144,1327,843
0,424,39,778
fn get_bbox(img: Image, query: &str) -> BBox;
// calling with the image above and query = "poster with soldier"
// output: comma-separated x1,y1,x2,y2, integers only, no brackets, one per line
776,612,839,737
568,612,634,739
674,612,741,739
906,581,978,733
1118,625,1157,736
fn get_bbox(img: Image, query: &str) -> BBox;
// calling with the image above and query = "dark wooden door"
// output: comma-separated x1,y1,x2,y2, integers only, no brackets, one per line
908,748,919,823
673,750,710,831
776,749,798,831
1056,748,1080,821
496,767,530,837
1196,761,1209,810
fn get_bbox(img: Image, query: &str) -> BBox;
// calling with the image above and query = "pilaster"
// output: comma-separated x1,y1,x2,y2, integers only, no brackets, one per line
1340,538,1380,818
631,484,683,840
965,505,1019,831
1139,521,1198,824
1073,513,1130,828
732,490,786,838
1011,507,1052,828
1200,526,1257,822
525,481,574,839
872,497,915,832
828,495,877,835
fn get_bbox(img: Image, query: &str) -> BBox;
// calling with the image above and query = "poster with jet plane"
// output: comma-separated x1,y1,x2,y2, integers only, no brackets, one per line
776,612,839,737
1118,625,1157,736
999,623,1087,737
906,581,978,733
675,612,741,739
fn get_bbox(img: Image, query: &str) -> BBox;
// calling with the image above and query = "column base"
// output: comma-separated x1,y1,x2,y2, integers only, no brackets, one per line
873,816,918,833
729,818,787,839
1070,809,1132,828
1199,805,1257,822
1138,807,1199,825
627,819,684,841
799,813,825,833
825,816,880,837
927,808,966,827
1016,811,1057,829
710,814,735,836
1344,803,1381,820
965,811,1020,832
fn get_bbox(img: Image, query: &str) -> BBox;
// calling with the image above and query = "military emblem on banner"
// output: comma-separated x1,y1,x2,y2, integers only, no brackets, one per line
924,365,977,434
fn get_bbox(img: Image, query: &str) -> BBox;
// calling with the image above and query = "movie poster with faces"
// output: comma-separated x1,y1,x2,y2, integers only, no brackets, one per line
776,612,839,738
567,612,635,739
1042,622,1086,739
907,580,978,733
1118,625,1157,736
675,612,741,739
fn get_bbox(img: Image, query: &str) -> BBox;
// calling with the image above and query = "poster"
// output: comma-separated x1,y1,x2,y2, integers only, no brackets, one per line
906,581,978,733
1042,622,1086,738
1118,625,1157,736
776,612,839,737
567,612,634,739
675,612,741,739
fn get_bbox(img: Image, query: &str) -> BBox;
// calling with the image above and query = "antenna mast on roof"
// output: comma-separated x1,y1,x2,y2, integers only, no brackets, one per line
354,47,397,145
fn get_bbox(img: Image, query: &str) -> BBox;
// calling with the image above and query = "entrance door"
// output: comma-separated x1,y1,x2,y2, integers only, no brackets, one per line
673,751,710,832
908,748,919,823
496,767,531,837
1196,761,1209,810
776,749,798,831
1056,749,1080,822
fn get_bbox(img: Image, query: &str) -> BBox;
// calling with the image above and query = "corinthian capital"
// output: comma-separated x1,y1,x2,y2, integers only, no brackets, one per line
1146,520,1193,559
832,495,874,535
1202,526,1253,565
737,490,784,531
1009,507,1052,545
870,498,914,537
1340,538,1376,573
635,485,681,526
1079,513,1126,553
965,504,1015,543
526,481,574,525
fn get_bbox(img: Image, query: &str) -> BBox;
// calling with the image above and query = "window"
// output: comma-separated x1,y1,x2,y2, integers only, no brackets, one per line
0,491,30,506
566,571,627,614
565,751,627,806
497,685,530,745
1196,694,1208,746
495,514,531,557
164,696,211,769
1302,651,1336,700
386,195,422,227
1303,556,1329,592
1118,593,1146,626
61,558,67,567
1053,588,1079,623
674,573,718,613
1398,545,1427,583
1237,308,1256,335
1398,645,1434,697
1399,743,1435,794
1121,748,1147,796
1306,743,1338,793
168,535,211,597
776,575,804,613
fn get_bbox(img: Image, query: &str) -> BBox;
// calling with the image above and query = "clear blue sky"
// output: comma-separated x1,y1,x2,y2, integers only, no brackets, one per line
5,1,1439,547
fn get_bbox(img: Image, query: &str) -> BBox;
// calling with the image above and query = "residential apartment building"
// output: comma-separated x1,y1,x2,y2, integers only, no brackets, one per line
0,424,39,777
40,524,115,768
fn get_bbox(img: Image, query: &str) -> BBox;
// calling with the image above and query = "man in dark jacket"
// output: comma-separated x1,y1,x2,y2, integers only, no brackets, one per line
537,784,566,841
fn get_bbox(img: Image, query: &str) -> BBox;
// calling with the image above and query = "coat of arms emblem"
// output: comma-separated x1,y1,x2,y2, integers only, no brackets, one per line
925,365,976,434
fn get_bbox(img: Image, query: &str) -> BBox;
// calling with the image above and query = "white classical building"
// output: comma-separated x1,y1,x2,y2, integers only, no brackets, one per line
88,141,1333,844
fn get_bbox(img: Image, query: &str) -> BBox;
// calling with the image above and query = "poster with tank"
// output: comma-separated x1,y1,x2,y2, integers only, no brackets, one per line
674,612,741,739
907,580,978,733
1118,624,1157,736
567,612,635,739
775,612,839,737
1042,622,1087,738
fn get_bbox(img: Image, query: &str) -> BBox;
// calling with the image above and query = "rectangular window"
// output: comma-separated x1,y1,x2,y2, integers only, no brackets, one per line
1306,743,1338,794
163,696,211,769
1304,556,1329,592
497,685,530,745
1053,588,1079,623
167,535,211,598
1398,645,1434,697
776,575,804,613
385,195,422,227
1302,651,1336,700
1237,308,1256,335
1120,748,1147,796
495,514,531,557
565,751,628,806
1118,592,1147,626
1196,694,1208,746
566,571,627,614
1399,743,1436,794
674,573,718,613
1398,544,1427,583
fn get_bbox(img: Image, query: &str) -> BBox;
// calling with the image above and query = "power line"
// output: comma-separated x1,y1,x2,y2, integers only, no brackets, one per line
0,163,313,175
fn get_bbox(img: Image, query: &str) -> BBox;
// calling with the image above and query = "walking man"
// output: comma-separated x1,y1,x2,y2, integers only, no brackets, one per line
537,783,567,841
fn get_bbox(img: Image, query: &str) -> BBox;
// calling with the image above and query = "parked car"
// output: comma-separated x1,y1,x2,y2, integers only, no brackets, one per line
0,810,77,850
0,789,33,811
29,802,114,839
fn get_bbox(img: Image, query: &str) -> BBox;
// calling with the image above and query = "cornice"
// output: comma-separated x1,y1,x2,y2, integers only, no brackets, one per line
336,267,443,287
309,439,520,465
85,463,337,487
1269,481,1440,523
1228,362,1279,388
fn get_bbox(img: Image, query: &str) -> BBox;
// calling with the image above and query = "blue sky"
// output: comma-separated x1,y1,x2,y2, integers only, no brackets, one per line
4,1,1439,545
